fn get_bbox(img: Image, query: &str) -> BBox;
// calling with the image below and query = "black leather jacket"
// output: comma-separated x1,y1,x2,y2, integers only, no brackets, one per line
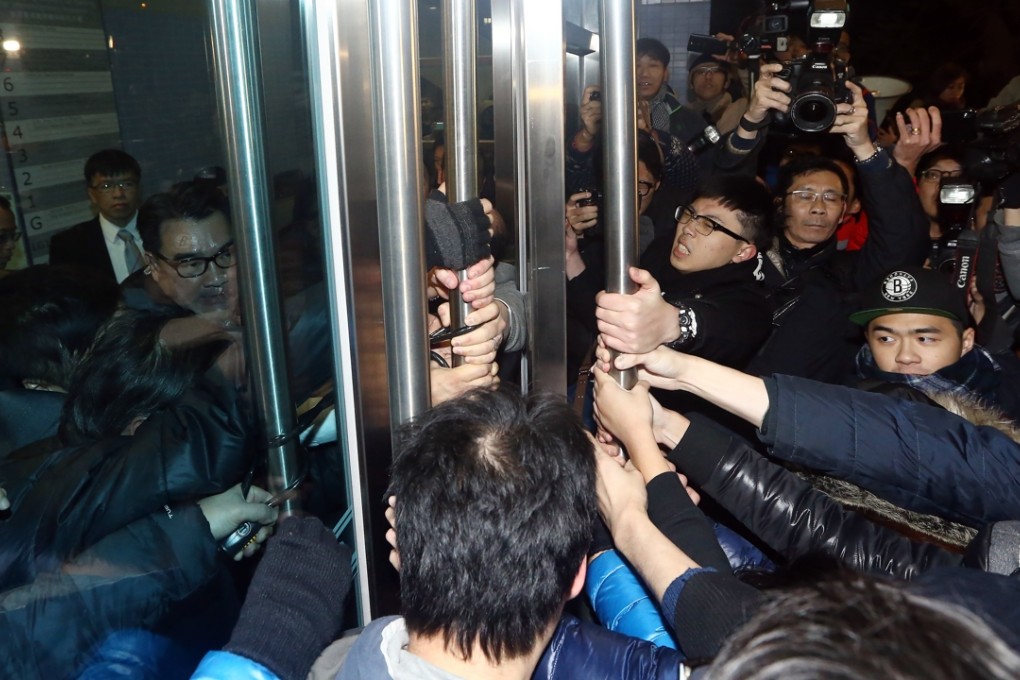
669,414,963,580
0,374,252,591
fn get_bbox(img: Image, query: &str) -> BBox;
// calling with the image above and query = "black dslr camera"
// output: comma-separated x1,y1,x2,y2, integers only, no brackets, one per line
770,0,852,133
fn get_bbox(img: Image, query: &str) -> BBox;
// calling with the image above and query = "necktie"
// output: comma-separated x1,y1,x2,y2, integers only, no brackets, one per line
118,229,143,274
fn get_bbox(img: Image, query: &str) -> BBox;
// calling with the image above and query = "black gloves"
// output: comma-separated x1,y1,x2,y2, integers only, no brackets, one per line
224,516,353,680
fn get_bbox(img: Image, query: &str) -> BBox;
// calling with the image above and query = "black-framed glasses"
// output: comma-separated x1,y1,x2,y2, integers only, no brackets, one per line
919,168,963,184
674,205,749,243
152,242,236,279
91,179,138,193
638,180,655,198
0,230,22,245
786,189,847,205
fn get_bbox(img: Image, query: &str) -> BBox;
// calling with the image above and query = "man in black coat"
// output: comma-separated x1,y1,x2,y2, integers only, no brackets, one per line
48,149,144,284
730,63,931,383
577,174,774,371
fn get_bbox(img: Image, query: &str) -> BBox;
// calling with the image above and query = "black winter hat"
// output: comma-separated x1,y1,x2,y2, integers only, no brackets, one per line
850,266,969,326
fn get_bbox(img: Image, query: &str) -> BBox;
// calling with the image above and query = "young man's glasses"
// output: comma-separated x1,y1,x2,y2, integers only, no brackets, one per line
152,243,236,279
0,230,22,245
638,180,655,198
674,205,749,243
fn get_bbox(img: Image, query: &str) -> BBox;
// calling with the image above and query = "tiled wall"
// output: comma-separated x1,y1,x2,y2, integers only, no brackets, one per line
637,0,712,101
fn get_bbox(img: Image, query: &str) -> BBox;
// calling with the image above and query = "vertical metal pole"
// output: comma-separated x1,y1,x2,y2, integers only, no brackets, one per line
208,0,301,508
601,0,638,389
368,0,431,426
443,0,478,362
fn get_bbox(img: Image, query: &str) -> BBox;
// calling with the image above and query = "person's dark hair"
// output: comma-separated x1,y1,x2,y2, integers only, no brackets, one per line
637,131,664,184
706,574,1020,680
389,387,597,663
0,195,10,212
777,155,849,197
83,149,141,184
0,265,119,387
927,62,968,101
137,181,231,254
636,37,670,68
916,145,966,178
59,310,228,444
696,174,774,250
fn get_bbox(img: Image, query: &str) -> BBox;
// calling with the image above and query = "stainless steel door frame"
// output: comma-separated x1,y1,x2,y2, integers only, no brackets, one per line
300,0,376,622
492,0,567,394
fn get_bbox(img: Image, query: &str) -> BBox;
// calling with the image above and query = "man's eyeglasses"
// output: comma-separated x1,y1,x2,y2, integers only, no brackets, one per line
91,179,138,193
151,243,236,279
919,168,963,184
638,180,655,198
674,205,749,243
786,189,847,205
0,230,22,245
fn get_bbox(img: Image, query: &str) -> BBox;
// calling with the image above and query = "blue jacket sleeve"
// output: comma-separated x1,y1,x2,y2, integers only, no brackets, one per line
759,374,1020,527
585,550,678,651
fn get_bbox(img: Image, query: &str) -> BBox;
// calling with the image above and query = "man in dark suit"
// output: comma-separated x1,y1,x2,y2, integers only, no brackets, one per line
49,149,143,285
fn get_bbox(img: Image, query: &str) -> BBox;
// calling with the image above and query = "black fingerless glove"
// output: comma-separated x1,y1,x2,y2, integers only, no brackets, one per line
425,192,491,270
224,516,353,680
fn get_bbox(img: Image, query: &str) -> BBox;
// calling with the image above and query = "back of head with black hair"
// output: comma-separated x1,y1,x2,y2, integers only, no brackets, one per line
59,310,228,444
696,174,774,250
0,265,120,388
706,573,1020,680
635,37,670,67
0,195,10,212
388,387,597,664
137,180,231,254
83,149,141,184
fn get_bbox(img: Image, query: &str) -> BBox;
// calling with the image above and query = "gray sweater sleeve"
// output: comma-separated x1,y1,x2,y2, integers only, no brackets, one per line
993,209,1020,302
494,262,527,353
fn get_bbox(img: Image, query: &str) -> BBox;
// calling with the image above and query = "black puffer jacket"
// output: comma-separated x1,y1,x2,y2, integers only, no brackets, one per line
0,374,252,591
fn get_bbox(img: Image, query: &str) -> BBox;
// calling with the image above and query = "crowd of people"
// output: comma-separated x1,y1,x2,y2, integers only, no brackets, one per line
0,9,1019,680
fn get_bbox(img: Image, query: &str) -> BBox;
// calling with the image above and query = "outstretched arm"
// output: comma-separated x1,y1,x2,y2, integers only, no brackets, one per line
597,341,770,428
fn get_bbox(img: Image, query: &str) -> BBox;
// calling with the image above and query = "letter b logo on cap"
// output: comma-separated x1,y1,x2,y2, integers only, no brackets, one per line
882,271,918,302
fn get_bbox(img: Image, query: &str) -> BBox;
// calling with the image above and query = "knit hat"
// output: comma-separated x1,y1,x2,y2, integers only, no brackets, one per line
850,266,969,326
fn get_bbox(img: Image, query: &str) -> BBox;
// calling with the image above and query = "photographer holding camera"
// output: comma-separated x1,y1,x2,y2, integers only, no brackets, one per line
733,63,933,383
566,39,708,205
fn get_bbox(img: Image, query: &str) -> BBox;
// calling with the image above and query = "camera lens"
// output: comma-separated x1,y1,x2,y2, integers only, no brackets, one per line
791,93,836,132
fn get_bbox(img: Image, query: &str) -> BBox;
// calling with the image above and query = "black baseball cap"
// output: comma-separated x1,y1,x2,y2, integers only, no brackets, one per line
850,266,969,326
